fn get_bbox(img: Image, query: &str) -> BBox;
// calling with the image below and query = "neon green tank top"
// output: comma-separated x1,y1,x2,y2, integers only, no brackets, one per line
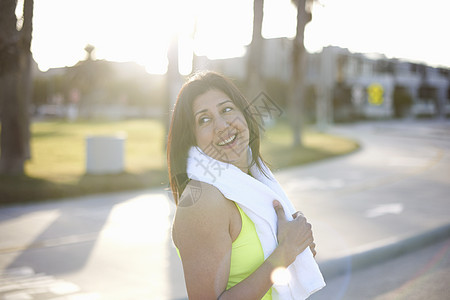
228,203,272,299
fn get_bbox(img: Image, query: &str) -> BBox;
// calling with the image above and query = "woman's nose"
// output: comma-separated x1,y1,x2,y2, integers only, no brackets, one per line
214,116,229,133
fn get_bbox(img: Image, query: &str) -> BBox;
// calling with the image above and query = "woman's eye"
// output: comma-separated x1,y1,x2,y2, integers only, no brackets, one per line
198,117,210,125
223,107,233,113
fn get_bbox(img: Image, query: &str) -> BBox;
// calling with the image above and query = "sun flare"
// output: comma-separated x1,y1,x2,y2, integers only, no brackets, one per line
31,0,450,73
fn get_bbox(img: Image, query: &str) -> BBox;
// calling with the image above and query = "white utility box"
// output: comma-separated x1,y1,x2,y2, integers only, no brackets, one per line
86,134,126,174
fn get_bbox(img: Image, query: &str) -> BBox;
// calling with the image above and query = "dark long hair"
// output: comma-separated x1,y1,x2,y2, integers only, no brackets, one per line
167,71,266,205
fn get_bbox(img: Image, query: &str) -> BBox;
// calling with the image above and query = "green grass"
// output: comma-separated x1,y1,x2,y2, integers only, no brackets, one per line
261,122,359,170
26,119,166,182
0,119,359,204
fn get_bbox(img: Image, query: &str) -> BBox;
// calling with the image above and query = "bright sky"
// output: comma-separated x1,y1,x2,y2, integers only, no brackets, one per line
30,0,450,74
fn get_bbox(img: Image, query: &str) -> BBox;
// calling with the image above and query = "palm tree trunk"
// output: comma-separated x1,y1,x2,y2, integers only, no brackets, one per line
288,0,311,146
246,0,264,99
0,0,34,175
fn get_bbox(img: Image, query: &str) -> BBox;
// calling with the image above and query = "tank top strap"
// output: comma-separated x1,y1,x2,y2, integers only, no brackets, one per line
234,202,249,227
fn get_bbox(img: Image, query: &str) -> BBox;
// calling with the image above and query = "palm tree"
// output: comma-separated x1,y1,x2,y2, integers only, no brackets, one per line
0,0,34,175
246,0,265,99
288,0,312,146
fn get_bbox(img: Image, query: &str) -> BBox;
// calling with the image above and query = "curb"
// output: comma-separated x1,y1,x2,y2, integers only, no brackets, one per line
318,223,450,280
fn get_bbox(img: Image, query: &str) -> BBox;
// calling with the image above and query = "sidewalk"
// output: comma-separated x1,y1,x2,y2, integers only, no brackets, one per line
1,119,449,299
311,237,450,300
278,120,450,275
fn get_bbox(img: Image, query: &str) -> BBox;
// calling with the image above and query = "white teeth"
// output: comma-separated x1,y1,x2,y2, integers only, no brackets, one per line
218,134,236,146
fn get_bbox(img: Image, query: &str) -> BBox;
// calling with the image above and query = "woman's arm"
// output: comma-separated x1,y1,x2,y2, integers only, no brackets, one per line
218,201,314,300
173,182,237,299
173,183,314,300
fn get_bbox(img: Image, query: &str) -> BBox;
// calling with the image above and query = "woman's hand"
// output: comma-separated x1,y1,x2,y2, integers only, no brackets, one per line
273,200,314,266
292,211,317,257
310,242,317,257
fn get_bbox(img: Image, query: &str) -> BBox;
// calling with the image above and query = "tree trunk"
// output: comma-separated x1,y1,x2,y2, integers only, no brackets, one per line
288,41,305,146
165,34,182,149
0,0,34,175
288,0,311,146
246,0,264,99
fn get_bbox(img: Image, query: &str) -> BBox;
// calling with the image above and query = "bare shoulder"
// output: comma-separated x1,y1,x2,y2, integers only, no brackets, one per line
177,180,225,208
173,181,238,298
173,180,232,246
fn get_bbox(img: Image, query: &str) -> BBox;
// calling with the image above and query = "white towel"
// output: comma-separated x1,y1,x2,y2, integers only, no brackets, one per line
186,146,325,300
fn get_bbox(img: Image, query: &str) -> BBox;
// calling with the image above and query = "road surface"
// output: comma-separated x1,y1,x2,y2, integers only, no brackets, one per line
1,119,449,299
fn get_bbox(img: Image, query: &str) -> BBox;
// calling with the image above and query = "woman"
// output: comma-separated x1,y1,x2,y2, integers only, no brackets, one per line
167,71,319,299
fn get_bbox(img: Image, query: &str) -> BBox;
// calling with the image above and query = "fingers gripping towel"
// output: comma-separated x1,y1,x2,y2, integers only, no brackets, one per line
186,147,325,299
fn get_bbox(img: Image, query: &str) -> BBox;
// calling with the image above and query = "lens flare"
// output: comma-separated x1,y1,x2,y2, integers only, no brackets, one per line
271,267,291,286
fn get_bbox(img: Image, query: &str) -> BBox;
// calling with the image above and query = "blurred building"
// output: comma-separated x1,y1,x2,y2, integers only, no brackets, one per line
32,60,166,120
197,39,450,121
33,38,450,122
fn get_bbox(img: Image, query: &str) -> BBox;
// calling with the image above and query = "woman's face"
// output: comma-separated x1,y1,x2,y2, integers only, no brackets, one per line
192,89,250,171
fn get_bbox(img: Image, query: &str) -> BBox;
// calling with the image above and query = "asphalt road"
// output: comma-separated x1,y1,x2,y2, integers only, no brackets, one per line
310,237,450,300
277,119,450,263
0,119,449,299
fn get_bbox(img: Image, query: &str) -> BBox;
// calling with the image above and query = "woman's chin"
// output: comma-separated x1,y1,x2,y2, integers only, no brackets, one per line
217,153,248,170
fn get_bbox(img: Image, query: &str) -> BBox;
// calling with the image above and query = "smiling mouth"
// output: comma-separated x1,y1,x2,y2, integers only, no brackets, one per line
218,134,237,146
